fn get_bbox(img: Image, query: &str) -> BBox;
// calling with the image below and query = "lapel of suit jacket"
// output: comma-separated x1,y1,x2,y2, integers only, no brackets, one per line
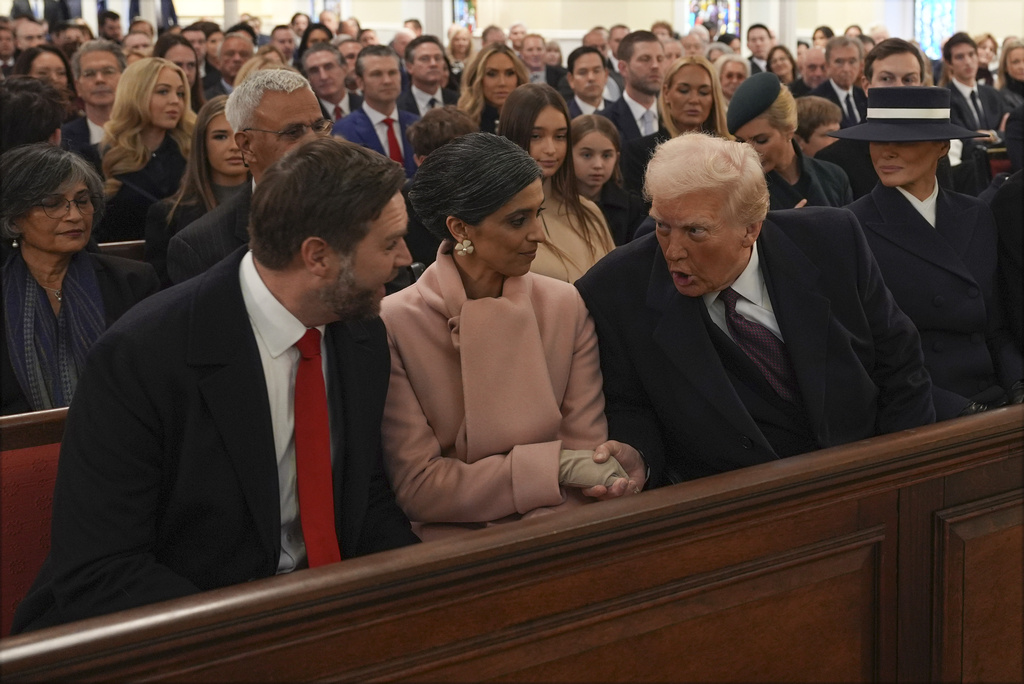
862,184,977,283
399,112,418,176
188,248,280,559
948,86,978,128
645,248,772,450
756,218,831,437
616,99,642,140
325,318,386,554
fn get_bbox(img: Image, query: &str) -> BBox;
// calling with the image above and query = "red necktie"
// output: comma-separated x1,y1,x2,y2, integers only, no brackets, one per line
294,328,341,567
383,117,404,164
333,104,343,121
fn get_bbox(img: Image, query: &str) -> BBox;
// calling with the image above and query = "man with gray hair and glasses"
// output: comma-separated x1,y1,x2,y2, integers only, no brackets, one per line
168,69,331,284
61,40,126,172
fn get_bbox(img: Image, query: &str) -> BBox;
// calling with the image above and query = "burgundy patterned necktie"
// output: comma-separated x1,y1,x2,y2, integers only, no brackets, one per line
718,287,801,403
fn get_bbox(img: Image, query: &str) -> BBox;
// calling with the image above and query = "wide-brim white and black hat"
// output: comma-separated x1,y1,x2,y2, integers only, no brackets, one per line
829,86,984,142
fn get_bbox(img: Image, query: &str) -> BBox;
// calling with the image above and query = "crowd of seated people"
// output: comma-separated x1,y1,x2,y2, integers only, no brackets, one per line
1,9,1022,637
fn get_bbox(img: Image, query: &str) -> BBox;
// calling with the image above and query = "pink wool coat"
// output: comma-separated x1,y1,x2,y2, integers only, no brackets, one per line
379,245,608,540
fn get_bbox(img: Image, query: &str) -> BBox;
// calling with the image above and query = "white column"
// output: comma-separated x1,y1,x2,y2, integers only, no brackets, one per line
672,0,688,32
777,0,796,49
138,0,156,26
222,0,238,28
80,0,98,34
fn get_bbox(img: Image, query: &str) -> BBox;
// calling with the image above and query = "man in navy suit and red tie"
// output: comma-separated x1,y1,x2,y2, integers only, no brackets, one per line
12,136,419,634
334,44,419,178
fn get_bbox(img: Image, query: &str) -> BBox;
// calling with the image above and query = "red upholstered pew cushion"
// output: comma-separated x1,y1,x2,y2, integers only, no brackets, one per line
1,443,60,637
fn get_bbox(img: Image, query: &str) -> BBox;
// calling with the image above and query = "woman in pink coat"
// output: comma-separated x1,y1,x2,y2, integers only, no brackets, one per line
381,133,647,540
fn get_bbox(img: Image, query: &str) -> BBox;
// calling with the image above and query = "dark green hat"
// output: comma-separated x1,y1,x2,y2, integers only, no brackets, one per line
727,71,782,135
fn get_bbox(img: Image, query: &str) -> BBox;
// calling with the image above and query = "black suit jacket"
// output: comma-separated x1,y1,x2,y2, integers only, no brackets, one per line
576,207,935,486
60,116,102,174
788,78,812,98
598,96,652,143
810,80,868,128
849,184,1022,418
166,182,252,284
1007,104,1024,172
990,171,1023,348
203,79,230,101
1,253,159,415
748,57,764,74
12,247,418,632
395,87,458,116
596,182,647,246
948,82,1007,133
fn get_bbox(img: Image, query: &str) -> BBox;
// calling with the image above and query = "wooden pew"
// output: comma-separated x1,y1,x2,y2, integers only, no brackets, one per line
97,239,146,262
0,408,68,637
1,406,1020,682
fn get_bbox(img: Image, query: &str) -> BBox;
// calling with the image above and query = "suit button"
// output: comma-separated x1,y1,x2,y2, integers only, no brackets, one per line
933,340,945,352
933,295,945,307
740,436,753,449
967,287,980,298
971,333,983,344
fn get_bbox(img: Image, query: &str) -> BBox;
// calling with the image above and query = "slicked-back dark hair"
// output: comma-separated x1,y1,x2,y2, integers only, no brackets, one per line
567,45,605,74
249,137,405,269
617,30,659,64
942,32,976,64
404,34,442,63
408,132,542,243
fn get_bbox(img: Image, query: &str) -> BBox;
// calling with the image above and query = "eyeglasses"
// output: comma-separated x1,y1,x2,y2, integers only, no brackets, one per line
35,194,97,219
241,118,333,141
80,66,120,79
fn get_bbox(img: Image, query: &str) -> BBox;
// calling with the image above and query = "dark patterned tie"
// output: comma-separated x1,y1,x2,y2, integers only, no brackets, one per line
718,287,801,403
844,93,857,124
969,91,984,129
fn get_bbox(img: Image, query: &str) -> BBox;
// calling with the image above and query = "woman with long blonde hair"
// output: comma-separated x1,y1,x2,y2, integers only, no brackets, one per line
446,25,475,83
457,43,527,134
96,57,194,242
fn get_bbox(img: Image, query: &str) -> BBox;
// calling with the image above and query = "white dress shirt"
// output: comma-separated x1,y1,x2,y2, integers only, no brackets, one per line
321,94,349,119
238,251,331,574
623,90,659,134
830,80,860,122
951,78,986,125
896,181,939,228
362,101,403,156
86,117,105,145
410,84,443,115
703,242,784,342
573,94,604,115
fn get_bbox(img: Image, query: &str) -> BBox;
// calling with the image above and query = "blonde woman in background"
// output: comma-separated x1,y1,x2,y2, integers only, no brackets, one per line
973,32,999,87
95,57,194,242
622,55,730,195
446,25,475,84
457,43,527,134
997,38,1024,109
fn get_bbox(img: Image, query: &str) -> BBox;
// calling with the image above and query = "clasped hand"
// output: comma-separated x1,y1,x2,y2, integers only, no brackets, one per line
558,441,648,501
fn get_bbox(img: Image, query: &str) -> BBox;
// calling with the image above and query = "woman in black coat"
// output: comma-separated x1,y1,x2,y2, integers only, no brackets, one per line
837,87,1023,420
728,72,852,210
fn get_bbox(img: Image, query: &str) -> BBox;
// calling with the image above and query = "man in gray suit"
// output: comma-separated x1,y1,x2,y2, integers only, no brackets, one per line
167,69,331,284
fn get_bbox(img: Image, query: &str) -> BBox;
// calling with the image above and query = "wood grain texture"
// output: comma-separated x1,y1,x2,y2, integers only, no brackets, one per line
0,406,1020,682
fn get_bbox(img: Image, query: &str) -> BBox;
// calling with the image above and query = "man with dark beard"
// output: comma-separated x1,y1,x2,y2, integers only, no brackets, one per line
13,137,419,633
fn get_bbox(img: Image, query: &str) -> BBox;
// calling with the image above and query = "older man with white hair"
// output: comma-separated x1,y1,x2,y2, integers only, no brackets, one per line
576,132,934,486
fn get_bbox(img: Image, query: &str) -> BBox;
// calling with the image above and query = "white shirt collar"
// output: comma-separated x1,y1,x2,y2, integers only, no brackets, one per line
622,90,658,128
574,94,603,115
951,77,978,101
238,250,322,359
750,56,767,71
895,181,940,228
86,117,105,145
362,100,397,124
411,84,441,113
320,95,348,117
829,79,854,101
704,241,765,311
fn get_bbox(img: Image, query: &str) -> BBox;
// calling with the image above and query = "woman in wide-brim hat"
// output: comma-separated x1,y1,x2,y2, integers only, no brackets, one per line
838,86,1023,421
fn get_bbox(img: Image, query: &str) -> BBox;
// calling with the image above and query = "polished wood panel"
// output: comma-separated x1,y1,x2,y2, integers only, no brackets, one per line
96,239,146,262
0,408,67,451
0,406,1020,682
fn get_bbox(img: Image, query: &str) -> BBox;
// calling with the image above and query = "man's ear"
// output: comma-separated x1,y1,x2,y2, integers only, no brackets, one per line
743,220,763,246
235,131,254,166
298,236,335,276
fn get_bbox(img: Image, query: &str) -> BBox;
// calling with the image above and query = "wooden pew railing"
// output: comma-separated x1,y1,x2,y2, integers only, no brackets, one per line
1,406,1021,682
97,239,146,262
